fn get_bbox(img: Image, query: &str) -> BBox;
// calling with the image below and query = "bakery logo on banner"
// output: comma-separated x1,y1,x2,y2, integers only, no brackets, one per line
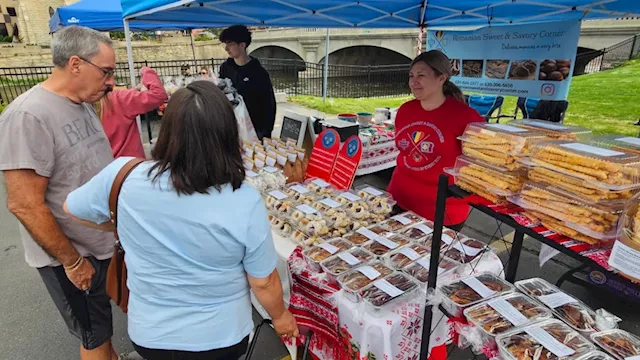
322,131,336,149
346,138,359,158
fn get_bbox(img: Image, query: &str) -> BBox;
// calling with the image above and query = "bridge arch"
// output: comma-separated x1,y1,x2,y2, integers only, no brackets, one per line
319,45,413,66
250,45,305,61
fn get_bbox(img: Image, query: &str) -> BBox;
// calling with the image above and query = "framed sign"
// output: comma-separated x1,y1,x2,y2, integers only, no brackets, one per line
279,111,308,148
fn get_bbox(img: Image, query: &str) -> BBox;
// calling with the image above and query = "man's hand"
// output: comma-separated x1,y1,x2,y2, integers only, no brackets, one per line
65,258,95,291
272,310,299,338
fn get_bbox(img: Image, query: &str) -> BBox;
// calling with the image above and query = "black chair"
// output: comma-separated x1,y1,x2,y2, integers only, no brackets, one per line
465,94,504,122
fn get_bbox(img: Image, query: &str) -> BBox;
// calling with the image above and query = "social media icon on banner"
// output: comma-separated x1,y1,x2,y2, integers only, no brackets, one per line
541,83,556,97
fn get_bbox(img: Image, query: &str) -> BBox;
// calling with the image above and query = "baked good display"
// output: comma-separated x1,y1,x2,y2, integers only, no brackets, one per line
290,229,322,247
355,185,396,216
335,191,372,220
513,182,622,242
451,156,527,202
509,120,591,141
290,205,330,237
438,273,513,316
383,243,430,269
515,278,599,335
401,255,460,284
401,222,434,242
283,183,319,204
524,211,600,246
303,238,353,266
362,235,410,257
304,178,339,197
459,123,546,171
591,330,640,360
361,272,419,313
320,248,375,277
464,293,551,337
337,261,394,301
496,319,595,360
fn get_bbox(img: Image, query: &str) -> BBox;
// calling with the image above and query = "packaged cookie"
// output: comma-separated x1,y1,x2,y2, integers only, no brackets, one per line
590,135,640,157
496,319,595,360
612,193,640,282
524,211,601,247
290,229,323,247
283,182,318,204
459,123,547,171
335,191,371,219
304,178,339,197
337,261,394,302
312,197,344,214
362,235,410,257
354,185,396,216
325,209,359,237
320,248,375,278
290,204,330,238
401,222,435,242
382,243,430,269
343,226,383,245
381,211,424,232
303,238,354,270
438,272,514,317
361,272,419,316
258,166,287,190
401,254,460,286
449,156,527,203
268,213,293,237
264,189,290,210
509,120,591,141
591,330,640,360
271,199,296,217
528,141,640,191
512,182,623,241
515,278,600,335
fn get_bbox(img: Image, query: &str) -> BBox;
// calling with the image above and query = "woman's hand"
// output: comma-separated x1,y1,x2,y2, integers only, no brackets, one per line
272,310,299,338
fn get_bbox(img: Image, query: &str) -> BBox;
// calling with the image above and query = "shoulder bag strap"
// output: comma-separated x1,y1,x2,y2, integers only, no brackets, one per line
109,158,145,240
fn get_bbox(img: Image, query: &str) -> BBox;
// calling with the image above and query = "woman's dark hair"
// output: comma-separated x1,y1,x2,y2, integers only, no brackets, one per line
149,80,245,195
411,50,465,103
219,25,252,48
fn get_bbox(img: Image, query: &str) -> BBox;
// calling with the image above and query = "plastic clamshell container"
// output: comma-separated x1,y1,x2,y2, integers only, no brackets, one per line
283,182,320,204
401,221,435,242
509,119,592,141
312,197,345,214
336,261,394,302
362,234,411,257
270,198,297,217
380,211,425,232
514,278,600,335
438,272,514,317
443,237,490,264
510,182,623,241
464,293,552,339
268,213,293,237
360,272,419,317
354,185,397,216
590,134,640,157
320,247,375,278
591,330,640,360
304,178,340,197
335,191,373,220
343,228,379,245
289,229,323,247
302,238,354,270
289,204,332,238
496,319,595,360
448,155,527,197
527,140,640,191
401,254,461,287
573,351,616,360
420,228,465,251
382,243,430,269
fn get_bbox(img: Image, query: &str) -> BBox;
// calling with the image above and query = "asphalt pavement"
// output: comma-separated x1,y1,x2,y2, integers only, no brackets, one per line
0,103,638,360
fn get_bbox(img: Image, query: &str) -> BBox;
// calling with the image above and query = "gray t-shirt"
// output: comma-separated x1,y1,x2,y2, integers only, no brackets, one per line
0,85,115,268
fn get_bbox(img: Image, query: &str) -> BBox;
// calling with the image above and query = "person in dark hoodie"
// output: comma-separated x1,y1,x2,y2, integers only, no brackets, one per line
219,25,277,140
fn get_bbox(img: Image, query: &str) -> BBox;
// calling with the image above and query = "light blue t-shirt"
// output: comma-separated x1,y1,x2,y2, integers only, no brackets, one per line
66,157,278,351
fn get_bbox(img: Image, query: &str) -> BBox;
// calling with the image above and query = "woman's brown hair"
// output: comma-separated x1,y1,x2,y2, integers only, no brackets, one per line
411,50,465,102
149,80,244,195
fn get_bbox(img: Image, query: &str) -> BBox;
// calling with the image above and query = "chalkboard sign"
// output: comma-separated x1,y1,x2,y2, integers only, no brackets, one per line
279,111,308,147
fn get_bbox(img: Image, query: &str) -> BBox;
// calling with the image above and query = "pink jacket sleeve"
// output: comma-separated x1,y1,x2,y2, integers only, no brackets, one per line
114,67,168,120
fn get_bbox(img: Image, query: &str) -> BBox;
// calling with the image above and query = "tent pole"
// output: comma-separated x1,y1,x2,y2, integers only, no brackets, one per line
124,20,145,146
190,29,197,65
322,28,329,103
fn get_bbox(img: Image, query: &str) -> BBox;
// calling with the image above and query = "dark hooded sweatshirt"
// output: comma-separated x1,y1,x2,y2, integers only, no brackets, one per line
219,57,276,139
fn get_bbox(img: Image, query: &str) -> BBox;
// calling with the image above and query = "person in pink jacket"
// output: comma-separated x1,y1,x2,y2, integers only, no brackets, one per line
95,66,168,158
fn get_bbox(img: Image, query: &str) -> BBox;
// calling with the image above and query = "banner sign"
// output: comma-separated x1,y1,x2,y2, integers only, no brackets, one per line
427,21,580,100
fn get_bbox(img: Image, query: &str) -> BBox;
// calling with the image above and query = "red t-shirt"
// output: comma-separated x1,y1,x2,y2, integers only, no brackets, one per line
387,97,484,225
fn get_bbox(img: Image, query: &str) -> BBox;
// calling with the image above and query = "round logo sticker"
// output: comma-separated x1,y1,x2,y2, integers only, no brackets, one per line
346,138,359,158
322,131,336,149
589,270,606,285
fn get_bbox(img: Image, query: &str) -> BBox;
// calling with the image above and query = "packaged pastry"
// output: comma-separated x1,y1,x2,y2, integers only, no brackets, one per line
573,351,615,360
438,272,514,317
258,166,287,190
443,237,489,264
515,278,600,335
271,199,296,217
304,178,339,197
401,222,435,242
362,235,410,257
509,120,592,141
337,261,394,302
464,293,552,338
343,227,382,245
524,211,601,247
290,204,330,237
591,330,640,360
381,211,424,231
320,248,375,277
290,229,323,247
361,272,419,316
383,243,430,269
459,123,547,171
449,156,527,203
312,197,344,214
612,193,640,281
421,228,463,250
402,254,460,285
303,238,354,269
354,185,396,216
528,141,640,191
284,183,319,204
325,209,359,237
264,190,290,210
336,191,372,220
590,135,640,157
496,319,595,360
268,213,293,237
512,182,622,242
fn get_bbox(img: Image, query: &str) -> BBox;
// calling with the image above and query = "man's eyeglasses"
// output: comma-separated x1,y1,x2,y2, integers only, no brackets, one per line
79,57,115,79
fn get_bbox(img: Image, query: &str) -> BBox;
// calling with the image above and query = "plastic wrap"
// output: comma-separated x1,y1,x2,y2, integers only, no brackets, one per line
515,278,600,335
591,330,640,360
438,272,514,317
496,319,595,360
320,248,375,278
362,235,410,257
361,272,419,316
509,120,592,141
337,261,394,302
383,243,430,269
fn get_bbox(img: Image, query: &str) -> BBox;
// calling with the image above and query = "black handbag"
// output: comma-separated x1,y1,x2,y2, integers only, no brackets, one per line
245,319,312,360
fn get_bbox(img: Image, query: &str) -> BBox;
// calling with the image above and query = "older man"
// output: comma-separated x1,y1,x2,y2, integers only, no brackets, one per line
0,26,122,360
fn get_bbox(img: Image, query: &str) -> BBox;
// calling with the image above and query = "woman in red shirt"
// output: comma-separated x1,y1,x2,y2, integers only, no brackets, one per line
387,51,483,229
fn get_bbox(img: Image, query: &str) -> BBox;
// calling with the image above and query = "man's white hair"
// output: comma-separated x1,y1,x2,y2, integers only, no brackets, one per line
51,26,113,68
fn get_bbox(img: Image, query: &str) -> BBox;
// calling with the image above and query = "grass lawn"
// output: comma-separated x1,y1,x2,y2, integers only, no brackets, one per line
290,60,640,136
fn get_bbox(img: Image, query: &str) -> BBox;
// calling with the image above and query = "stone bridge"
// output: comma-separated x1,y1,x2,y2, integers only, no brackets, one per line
249,19,640,65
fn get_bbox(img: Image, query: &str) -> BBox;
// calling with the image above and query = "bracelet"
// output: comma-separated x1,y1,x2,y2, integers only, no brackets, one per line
64,256,84,271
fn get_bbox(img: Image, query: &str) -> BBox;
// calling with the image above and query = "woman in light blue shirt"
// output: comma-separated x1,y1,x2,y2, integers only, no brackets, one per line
64,81,298,360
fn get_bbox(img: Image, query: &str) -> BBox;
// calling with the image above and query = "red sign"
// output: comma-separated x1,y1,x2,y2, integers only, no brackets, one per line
305,129,340,182
329,135,363,190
